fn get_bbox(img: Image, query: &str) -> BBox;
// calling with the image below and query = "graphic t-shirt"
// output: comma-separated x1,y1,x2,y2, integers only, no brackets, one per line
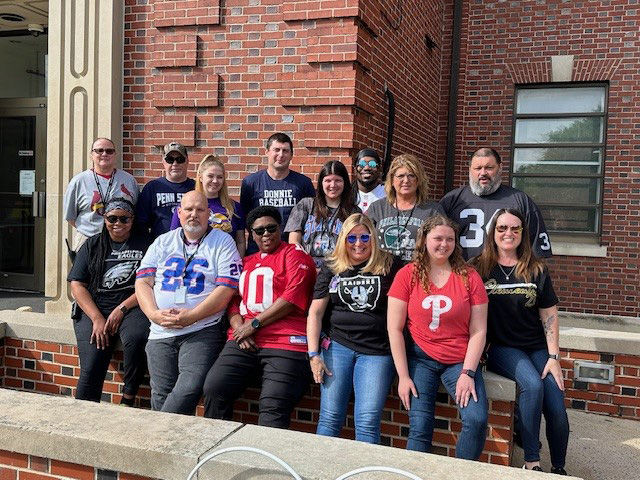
366,198,445,264
313,258,402,355
169,197,245,237
68,232,148,313
227,242,316,352
284,197,361,267
388,263,488,364
240,169,315,254
63,169,139,237
484,264,558,350
136,228,242,340
439,184,552,260
135,177,195,239
356,184,386,213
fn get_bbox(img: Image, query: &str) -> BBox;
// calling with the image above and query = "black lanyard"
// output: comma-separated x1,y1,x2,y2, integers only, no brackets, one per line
93,169,116,213
395,202,417,232
180,227,212,279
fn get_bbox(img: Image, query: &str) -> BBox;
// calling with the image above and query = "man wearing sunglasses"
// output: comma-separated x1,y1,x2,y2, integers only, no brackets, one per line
440,147,552,260
64,137,139,249
353,148,385,213
135,142,195,240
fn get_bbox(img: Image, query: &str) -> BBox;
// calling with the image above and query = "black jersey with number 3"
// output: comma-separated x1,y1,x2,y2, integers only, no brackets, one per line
440,184,552,260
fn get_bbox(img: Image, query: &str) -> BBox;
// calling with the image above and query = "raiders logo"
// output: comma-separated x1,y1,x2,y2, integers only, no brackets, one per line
337,275,381,312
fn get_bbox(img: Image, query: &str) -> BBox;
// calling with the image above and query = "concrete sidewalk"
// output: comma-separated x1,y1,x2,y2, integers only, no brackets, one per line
512,409,640,480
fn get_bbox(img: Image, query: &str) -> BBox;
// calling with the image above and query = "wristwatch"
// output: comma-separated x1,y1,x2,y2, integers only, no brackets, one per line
251,318,261,329
119,305,129,315
461,369,475,378
548,353,559,360
307,351,320,360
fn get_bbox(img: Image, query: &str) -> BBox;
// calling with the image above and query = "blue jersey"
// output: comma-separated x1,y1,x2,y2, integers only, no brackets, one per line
240,169,315,254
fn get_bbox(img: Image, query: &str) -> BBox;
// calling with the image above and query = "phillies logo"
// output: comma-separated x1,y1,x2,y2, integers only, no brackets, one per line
422,295,452,331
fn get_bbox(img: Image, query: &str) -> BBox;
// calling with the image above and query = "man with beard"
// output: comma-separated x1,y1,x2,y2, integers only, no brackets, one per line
135,191,242,415
353,148,386,213
440,147,552,260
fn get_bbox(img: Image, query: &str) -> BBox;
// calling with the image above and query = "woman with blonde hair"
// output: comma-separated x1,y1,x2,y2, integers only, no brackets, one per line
367,154,443,264
307,213,401,444
170,155,245,256
387,214,488,459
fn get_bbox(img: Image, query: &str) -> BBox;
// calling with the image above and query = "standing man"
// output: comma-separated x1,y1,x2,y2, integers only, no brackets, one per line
440,147,552,260
135,142,195,240
135,191,242,415
240,133,315,254
64,138,139,248
353,148,385,213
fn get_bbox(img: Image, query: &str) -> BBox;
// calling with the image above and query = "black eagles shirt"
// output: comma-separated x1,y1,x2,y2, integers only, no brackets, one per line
313,258,401,355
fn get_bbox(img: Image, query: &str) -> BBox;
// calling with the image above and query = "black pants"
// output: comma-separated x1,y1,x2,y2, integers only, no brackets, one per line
73,307,150,402
203,340,310,428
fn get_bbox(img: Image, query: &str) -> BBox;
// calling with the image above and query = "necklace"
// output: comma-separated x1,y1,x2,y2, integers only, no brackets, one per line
110,239,128,253
498,263,517,280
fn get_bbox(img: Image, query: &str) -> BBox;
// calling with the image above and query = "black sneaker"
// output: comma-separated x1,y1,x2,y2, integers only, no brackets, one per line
551,467,568,475
522,465,544,472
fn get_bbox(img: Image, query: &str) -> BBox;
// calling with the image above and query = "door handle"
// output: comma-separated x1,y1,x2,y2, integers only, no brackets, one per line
32,191,46,217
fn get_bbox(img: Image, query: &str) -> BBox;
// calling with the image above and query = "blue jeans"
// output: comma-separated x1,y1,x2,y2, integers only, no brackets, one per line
145,324,225,415
487,345,569,468
316,340,395,444
406,342,488,459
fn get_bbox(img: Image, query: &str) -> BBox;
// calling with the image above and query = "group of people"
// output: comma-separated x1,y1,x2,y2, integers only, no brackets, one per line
63,133,569,475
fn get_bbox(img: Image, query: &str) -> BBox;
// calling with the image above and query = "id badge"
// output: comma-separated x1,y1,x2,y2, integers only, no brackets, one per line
175,285,187,304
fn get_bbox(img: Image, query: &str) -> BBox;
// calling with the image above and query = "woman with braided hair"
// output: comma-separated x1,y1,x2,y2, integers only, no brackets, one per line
387,214,489,459
68,198,150,405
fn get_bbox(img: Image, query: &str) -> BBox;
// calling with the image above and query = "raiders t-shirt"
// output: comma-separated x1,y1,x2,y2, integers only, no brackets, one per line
313,258,401,355
483,264,558,350
366,198,444,264
440,184,552,260
68,233,149,313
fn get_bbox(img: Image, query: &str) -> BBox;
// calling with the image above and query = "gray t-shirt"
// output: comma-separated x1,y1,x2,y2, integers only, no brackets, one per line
63,169,139,237
366,198,444,263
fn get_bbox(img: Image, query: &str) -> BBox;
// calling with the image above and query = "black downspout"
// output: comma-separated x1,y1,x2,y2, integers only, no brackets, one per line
444,0,463,193
383,85,395,178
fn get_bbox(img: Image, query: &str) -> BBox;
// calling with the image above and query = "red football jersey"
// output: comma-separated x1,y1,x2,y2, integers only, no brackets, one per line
228,242,316,352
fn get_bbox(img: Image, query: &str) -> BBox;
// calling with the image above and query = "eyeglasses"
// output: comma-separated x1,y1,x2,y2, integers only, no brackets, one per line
496,225,523,234
92,148,116,155
394,173,417,181
252,224,278,236
346,234,371,244
105,215,132,224
357,159,378,169
165,155,186,164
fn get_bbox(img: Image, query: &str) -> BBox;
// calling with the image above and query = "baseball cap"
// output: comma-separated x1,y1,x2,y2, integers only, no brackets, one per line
163,142,188,160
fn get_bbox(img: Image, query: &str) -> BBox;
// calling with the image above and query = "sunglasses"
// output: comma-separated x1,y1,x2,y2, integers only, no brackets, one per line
346,234,371,244
165,155,186,164
105,215,132,224
93,148,115,155
358,159,378,169
496,225,523,234
252,224,278,236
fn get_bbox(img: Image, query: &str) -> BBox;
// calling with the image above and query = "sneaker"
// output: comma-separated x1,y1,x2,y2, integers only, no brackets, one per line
522,465,544,472
551,467,568,475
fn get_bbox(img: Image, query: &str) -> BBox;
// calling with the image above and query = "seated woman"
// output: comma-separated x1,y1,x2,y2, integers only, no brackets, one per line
307,213,401,444
285,160,360,268
387,214,488,459
171,154,245,256
366,154,444,264
68,198,150,405
202,206,317,428
471,208,569,474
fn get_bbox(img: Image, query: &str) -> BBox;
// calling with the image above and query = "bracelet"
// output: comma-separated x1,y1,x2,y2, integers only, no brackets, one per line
548,353,559,360
307,351,320,360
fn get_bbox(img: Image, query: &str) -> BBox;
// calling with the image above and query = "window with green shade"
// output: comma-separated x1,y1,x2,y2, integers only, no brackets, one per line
512,84,607,237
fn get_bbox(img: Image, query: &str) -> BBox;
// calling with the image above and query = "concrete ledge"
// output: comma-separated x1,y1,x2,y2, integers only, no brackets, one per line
0,389,581,480
552,241,607,258
560,326,640,356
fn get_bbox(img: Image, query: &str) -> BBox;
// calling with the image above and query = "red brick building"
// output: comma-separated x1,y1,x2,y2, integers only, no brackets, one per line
120,0,639,318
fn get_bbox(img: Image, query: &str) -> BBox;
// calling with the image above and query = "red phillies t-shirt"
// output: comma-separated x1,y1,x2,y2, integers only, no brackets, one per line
388,263,488,364
227,242,316,352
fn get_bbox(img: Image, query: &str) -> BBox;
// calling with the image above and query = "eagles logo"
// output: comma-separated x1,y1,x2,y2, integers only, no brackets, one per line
383,226,412,250
102,261,138,289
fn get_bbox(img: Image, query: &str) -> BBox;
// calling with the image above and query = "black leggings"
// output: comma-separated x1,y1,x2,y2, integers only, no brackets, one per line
73,307,150,402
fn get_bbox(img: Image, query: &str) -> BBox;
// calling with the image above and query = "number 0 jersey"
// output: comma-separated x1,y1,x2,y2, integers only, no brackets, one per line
439,184,552,260
137,228,242,339
227,242,317,352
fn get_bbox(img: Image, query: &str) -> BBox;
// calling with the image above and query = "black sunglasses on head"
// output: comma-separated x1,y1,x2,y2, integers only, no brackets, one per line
105,215,132,224
165,155,186,164
252,224,278,236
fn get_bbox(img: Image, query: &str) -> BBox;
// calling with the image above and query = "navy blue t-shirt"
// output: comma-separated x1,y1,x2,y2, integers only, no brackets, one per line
135,177,196,240
240,169,315,254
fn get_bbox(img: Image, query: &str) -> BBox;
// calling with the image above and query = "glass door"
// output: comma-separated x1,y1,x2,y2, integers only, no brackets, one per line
0,98,47,292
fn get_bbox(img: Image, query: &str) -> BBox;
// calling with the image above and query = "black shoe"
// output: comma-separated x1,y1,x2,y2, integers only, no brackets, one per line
523,465,544,472
551,467,568,475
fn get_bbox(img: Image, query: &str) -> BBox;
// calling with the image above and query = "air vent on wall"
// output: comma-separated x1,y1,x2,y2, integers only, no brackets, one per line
0,13,26,22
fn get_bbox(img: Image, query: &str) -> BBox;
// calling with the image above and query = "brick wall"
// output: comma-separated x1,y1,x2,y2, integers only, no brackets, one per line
0,337,514,466
0,450,153,480
445,0,640,317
